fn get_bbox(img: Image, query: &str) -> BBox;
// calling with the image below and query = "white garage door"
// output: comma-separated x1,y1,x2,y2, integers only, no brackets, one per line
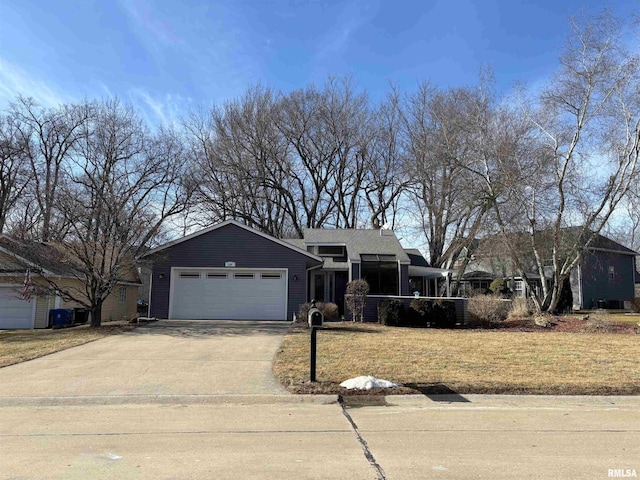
0,287,35,329
170,269,287,320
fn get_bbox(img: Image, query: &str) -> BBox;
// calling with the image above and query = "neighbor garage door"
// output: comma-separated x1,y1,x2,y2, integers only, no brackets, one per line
170,269,287,320
0,287,35,329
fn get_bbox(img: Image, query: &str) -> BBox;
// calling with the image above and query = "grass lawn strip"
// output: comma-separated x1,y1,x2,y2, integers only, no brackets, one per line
0,323,135,368
273,323,640,395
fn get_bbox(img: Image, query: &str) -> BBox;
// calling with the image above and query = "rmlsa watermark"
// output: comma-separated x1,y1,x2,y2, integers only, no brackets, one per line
608,469,637,478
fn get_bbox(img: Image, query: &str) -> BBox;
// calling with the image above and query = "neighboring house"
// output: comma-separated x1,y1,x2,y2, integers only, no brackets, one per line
456,231,637,310
141,220,451,321
0,236,140,329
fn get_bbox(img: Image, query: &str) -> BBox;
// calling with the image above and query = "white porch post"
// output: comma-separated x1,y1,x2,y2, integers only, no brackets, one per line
445,274,451,297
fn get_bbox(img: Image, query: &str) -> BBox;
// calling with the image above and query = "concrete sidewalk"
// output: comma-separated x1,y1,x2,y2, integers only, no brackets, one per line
1,395,638,479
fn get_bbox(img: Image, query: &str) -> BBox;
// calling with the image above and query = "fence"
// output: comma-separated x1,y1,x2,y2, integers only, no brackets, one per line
343,295,471,325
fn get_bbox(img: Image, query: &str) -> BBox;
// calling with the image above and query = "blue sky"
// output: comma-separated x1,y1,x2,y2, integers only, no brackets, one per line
0,0,635,125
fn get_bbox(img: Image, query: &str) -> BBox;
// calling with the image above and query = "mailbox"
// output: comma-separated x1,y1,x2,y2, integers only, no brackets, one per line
307,300,324,328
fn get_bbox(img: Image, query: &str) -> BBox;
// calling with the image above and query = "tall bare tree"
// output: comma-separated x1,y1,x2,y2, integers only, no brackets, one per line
363,87,411,229
38,99,195,326
188,86,297,237
404,83,493,274
9,96,89,241
477,11,640,312
0,114,31,233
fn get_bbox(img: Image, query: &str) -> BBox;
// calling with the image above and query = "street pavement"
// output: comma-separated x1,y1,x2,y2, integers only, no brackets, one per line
0,320,638,479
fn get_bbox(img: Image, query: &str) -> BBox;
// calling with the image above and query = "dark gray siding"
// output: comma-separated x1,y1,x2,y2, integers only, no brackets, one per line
149,224,317,319
400,264,410,295
351,263,360,281
579,250,635,309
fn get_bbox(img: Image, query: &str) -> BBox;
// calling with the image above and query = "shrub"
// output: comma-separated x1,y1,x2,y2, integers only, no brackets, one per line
582,312,614,333
297,302,340,324
377,298,404,326
533,313,553,328
509,297,534,318
320,302,340,321
433,300,457,328
489,278,504,294
408,298,432,327
629,297,640,313
345,279,369,322
467,295,509,327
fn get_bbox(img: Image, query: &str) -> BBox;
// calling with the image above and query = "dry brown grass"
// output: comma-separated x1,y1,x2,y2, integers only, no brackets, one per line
0,323,135,368
273,323,640,395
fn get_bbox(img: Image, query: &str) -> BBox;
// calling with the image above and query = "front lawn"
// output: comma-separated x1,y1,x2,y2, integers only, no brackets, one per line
0,323,135,368
273,323,640,395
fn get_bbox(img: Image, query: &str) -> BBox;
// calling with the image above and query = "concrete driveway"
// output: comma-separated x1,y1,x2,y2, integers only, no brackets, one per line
0,320,291,403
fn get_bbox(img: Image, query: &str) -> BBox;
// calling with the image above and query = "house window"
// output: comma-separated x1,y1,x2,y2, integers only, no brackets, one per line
179,272,200,279
360,254,398,295
514,280,524,298
471,281,489,291
118,287,127,304
261,273,282,279
234,273,255,279
609,266,615,280
317,245,347,261
207,273,227,279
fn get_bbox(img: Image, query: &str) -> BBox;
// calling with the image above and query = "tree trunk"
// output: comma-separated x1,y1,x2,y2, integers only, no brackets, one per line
90,302,102,328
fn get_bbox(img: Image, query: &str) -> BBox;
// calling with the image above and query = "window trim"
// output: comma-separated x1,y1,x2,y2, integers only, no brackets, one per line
118,286,127,304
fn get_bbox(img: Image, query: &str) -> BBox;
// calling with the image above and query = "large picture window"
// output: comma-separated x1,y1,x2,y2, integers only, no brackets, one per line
360,254,398,295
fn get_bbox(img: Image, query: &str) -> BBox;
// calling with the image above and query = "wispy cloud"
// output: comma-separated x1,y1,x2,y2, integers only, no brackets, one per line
128,88,193,127
117,0,183,48
0,57,65,108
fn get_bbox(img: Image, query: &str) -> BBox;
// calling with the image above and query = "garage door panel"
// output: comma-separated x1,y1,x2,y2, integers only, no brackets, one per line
171,269,286,320
0,287,34,329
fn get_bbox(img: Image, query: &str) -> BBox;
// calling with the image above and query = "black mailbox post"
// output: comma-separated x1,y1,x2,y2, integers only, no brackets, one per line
308,300,325,382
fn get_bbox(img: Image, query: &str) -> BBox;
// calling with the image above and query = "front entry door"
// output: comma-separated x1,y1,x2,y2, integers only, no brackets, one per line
311,271,348,314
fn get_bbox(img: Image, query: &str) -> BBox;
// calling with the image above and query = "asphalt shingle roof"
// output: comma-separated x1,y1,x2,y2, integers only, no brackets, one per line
299,229,411,263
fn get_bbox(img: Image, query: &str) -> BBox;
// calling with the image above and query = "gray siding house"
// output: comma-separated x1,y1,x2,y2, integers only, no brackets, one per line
142,220,322,321
142,221,450,321
457,232,637,310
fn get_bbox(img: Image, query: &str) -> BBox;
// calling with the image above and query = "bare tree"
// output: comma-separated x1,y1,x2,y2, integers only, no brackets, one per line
404,83,493,275
363,87,411,229
188,86,297,237
32,99,195,326
477,11,640,312
276,76,370,234
9,96,89,241
0,114,31,233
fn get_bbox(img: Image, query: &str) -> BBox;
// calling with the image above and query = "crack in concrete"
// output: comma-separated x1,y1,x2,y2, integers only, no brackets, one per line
339,395,387,480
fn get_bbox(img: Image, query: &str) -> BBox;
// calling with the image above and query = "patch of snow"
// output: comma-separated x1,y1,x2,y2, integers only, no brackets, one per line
340,375,399,390
106,453,122,460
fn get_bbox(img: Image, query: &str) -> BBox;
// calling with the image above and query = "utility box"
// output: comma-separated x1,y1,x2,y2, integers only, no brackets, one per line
308,300,324,328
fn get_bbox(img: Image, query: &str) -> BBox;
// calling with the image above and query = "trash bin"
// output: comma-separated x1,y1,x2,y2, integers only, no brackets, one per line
49,309,75,329
597,299,606,309
73,308,89,324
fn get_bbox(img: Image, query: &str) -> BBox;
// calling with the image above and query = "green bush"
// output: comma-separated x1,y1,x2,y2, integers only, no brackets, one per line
489,278,505,294
377,298,405,326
